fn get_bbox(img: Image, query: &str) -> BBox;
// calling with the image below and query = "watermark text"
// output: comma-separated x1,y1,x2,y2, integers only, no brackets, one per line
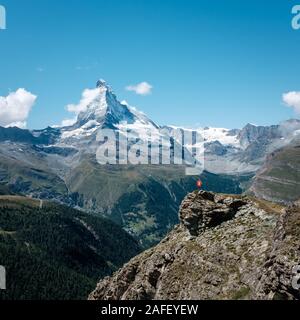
292,5,300,30
0,5,6,30
292,265,300,291
96,125,204,176
0,265,6,290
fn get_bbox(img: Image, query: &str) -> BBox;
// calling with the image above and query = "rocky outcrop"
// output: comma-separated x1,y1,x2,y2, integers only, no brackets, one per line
179,191,247,236
89,191,300,300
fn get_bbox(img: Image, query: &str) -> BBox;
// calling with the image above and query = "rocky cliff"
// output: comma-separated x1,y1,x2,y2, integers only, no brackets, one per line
89,191,300,300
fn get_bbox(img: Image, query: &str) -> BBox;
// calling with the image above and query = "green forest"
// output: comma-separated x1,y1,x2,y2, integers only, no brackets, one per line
0,196,140,300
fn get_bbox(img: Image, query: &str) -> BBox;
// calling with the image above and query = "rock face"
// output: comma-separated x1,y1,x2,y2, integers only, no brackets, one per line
179,191,247,236
238,123,281,149
255,202,300,300
89,191,300,300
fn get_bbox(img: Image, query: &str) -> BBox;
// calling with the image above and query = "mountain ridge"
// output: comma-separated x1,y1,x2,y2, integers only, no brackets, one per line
0,79,299,246
249,140,300,203
1,79,300,175
89,190,300,300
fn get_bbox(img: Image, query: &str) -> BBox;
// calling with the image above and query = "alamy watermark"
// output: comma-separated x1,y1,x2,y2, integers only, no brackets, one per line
292,265,300,291
95,125,204,176
0,265,6,290
0,5,6,30
292,5,300,30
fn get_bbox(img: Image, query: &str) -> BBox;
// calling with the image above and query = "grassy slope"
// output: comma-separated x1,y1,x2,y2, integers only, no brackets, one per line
0,152,68,198
66,157,251,247
250,144,300,203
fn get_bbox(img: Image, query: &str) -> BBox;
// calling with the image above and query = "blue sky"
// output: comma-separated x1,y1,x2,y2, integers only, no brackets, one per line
0,0,300,129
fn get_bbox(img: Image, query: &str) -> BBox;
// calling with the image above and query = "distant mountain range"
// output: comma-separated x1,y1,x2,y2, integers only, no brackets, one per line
1,80,300,174
0,79,299,246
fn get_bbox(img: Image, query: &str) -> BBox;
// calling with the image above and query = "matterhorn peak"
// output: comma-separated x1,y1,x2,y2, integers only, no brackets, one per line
96,79,108,88
95,79,114,94
60,79,160,142
66,79,137,130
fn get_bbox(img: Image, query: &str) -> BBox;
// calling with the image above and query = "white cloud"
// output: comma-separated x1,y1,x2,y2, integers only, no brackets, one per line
55,87,101,127
60,117,77,127
0,89,37,128
283,91,300,114
125,82,153,95
66,88,99,115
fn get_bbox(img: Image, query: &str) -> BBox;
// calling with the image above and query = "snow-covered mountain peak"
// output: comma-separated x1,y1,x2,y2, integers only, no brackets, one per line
58,79,300,174
95,79,114,95
96,79,108,88
61,80,159,140
72,80,136,129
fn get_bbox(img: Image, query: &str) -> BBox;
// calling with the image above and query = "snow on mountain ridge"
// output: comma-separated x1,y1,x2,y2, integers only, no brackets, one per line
75,80,135,127
203,127,240,146
60,80,159,141
60,79,242,147
54,79,300,174
165,125,241,147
